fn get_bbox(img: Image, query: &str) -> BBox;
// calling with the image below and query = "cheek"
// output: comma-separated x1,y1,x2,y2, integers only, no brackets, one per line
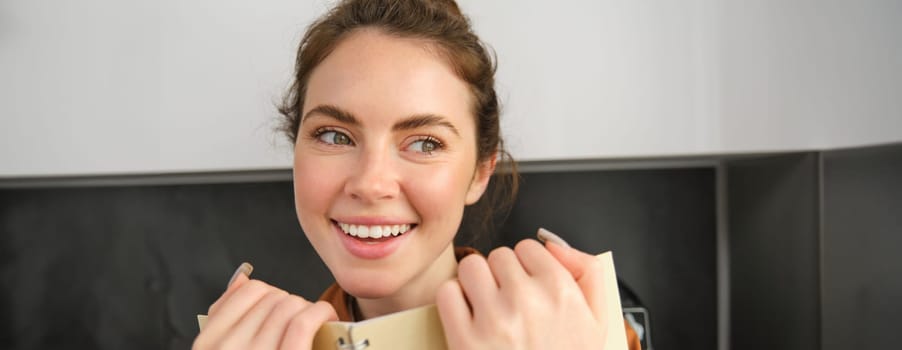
403,161,474,227
292,153,341,220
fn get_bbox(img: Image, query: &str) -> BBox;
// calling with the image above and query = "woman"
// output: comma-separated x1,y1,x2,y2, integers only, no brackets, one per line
194,0,640,348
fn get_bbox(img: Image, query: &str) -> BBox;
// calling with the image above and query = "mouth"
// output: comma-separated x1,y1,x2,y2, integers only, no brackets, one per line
330,219,417,259
331,219,417,240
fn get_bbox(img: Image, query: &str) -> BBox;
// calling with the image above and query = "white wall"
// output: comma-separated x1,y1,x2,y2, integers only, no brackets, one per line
2,0,901,177
466,0,722,160
0,0,322,177
466,0,902,161
713,0,902,154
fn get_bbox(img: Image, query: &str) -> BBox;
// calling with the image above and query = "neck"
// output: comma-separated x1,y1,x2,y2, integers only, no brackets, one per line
355,243,458,320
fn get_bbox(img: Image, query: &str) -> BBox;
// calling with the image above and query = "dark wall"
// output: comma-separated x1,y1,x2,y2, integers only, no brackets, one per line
494,169,717,350
5,144,899,350
0,182,333,349
727,154,822,350
821,145,902,350
726,143,902,350
0,167,717,350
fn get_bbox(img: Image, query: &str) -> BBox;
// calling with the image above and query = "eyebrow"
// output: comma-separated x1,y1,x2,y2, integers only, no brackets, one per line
393,114,460,137
302,104,461,137
302,105,360,126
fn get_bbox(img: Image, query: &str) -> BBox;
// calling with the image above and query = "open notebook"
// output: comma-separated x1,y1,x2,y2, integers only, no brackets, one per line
198,252,627,350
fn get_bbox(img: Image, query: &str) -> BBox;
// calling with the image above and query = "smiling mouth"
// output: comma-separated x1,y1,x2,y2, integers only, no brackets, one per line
331,220,417,240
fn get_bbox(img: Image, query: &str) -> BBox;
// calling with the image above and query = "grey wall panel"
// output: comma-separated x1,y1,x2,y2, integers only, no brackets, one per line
727,154,821,350
0,182,333,349
822,144,902,350
490,169,717,350
1,168,717,349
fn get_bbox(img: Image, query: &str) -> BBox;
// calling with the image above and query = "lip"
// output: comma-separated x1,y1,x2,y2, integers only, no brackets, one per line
331,216,417,226
332,220,414,259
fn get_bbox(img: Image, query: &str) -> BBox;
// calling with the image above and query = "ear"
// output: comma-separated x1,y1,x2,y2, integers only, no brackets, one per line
464,153,497,205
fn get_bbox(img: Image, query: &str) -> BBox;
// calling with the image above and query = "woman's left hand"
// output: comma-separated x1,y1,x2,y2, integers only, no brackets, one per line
436,238,614,349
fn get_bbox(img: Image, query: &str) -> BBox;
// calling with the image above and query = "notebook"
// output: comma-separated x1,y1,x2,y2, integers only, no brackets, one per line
198,252,627,350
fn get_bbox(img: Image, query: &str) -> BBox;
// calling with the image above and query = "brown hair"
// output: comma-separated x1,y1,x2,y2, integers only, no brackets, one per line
278,0,518,239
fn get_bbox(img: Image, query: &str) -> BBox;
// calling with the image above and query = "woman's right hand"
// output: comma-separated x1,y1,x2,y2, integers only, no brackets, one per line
193,263,338,350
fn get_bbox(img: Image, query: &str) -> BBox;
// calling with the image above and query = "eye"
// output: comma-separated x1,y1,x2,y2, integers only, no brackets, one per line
314,129,354,146
407,137,443,154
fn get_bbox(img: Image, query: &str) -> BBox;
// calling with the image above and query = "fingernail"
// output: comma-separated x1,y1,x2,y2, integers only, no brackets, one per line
227,262,254,287
537,228,570,248
197,314,207,331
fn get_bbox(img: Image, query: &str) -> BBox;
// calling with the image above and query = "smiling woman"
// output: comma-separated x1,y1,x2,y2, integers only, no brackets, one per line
192,0,639,349
293,27,495,306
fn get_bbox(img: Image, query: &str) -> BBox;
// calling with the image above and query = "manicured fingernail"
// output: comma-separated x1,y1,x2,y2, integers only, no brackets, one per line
537,228,570,248
227,262,254,287
197,315,207,331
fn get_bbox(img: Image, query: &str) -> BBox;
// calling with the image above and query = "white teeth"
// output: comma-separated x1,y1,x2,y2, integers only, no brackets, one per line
338,222,413,238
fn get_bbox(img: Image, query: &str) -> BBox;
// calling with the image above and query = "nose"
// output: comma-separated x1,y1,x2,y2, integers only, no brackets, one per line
343,145,400,203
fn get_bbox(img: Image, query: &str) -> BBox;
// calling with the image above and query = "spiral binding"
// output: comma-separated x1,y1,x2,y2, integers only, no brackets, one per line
336,337,370,350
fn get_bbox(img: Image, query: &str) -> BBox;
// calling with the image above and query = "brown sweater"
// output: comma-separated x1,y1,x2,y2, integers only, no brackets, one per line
318,247,642,350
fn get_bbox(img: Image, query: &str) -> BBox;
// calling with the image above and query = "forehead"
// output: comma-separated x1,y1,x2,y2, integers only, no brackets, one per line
304,29,474,132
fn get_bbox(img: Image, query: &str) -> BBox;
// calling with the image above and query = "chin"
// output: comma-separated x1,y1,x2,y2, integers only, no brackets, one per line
335,269,407,299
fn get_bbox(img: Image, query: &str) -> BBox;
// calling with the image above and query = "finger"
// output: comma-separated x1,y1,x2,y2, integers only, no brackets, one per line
513,239,568,280
456,255,499,317
253,294,313,349
279,301,339,350
220,289,289,347
436,280,474,350
208,262,254,316
544,241,607,318
208,273,250,316
486,246,528,290
202,280,276,339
